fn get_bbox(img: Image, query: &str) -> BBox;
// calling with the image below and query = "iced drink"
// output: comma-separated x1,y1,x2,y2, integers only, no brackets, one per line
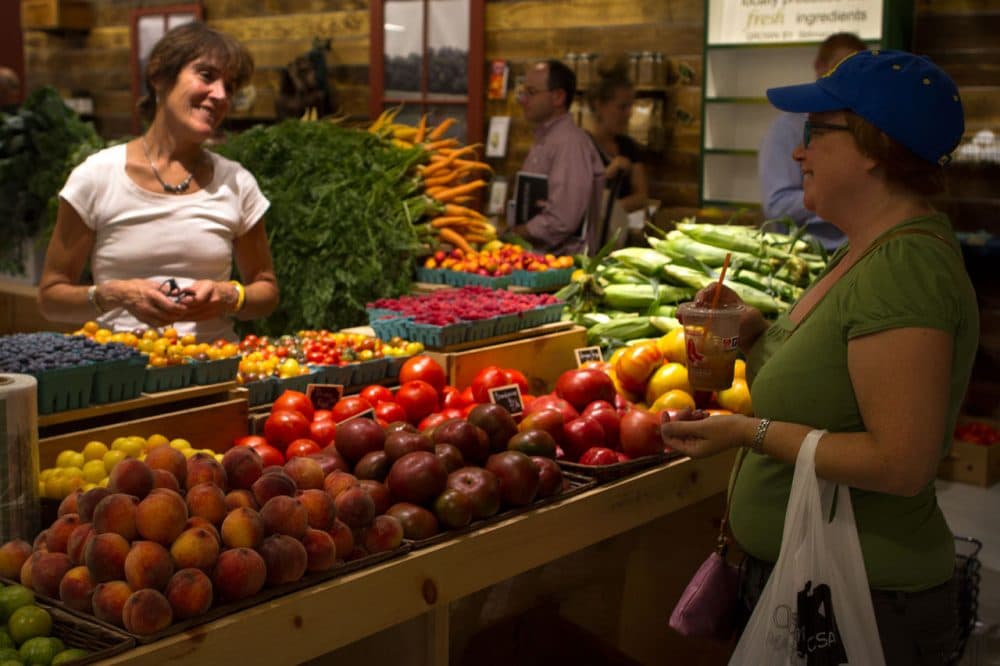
676,301,743,391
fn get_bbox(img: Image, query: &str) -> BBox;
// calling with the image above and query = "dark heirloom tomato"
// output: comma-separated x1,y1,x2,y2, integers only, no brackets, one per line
399,355,447,393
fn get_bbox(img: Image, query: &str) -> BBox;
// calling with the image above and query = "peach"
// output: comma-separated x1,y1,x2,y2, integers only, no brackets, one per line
220,507,266,549
302,528,337,573
185,452,227,491
85,531,130,582
58,565,96,612
361,515,404,555
282,456,324,490
135,489,188,545
212,548,266,602
222,447,263,490
151,469,181,493
327,519,354,560
77,487,112,523
251,471,296,506
333,486,376,529
323,471,359,499
224,489,258,511
92,580,133,627
124,541,175,591
298,489,337,531
108,458,155,499
66,523,95,565
0,539,33,579
184,517,220,545
32,530,48,552
258,534,307,586
92,493,139,541
259,495,308,539
169,527,220,573
144,446,187,487
58,490,82,517
45,514,80,553
30,551,72,598
122,589,173,636
20,552,40,588
185,483,227,526
164,568,213,620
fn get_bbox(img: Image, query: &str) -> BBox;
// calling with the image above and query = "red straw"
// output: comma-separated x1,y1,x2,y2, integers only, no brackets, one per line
706,252,732,333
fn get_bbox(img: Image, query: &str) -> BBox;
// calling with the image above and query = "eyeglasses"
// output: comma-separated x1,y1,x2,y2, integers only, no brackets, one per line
517,86,551,99
803,120,851,147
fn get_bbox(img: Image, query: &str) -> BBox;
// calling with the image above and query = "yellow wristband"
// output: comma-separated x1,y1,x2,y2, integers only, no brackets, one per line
229,281,246,313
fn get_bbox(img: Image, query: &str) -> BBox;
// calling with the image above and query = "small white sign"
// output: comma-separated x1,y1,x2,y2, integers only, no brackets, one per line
485,115,511,158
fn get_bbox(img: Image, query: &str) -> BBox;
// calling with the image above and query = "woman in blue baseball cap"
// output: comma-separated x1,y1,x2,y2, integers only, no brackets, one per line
662,49,978,663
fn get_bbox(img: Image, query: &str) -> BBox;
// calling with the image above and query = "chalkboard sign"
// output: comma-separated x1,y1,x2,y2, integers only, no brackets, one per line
488,383,524,416
339,407,376,424
306,384,344,411
574,346,604,367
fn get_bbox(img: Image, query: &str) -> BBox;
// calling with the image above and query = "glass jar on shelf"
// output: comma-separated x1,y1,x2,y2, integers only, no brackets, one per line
637,51,655,87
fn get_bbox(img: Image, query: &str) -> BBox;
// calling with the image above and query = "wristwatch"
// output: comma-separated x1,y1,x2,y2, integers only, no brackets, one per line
87,285,105,314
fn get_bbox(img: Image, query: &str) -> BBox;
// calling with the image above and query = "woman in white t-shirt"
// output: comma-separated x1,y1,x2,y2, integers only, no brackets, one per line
38,23,278,341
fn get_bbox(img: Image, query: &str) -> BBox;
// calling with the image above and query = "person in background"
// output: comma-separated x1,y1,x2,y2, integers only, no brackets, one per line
758,32,867,251
508,59,605,255
38,22,278,342
586,63,649,213
0,66,20,111
663,50,975,664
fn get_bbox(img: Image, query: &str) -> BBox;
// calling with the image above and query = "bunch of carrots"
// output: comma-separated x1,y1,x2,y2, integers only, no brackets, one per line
370,108,495,254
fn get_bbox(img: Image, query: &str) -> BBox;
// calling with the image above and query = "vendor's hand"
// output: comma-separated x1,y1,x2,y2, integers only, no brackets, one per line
606,156,632,179
174,280,238,321
104,279,189,328
660,414,754,458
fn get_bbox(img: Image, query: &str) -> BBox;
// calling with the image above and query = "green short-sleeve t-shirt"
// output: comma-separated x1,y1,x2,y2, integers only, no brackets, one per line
729,214,979,592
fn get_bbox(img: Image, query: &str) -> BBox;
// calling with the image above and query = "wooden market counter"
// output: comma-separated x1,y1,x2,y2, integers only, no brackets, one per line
101,451,737,665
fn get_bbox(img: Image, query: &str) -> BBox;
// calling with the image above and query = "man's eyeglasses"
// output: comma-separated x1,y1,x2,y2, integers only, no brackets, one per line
803,120,851,147
517,86,551,99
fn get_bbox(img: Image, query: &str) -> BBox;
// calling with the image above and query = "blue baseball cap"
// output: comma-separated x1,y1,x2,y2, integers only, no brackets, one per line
766,49,964,166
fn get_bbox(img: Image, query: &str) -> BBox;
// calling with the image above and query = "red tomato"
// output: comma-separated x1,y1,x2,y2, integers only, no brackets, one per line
313,409,334,422
263,409,311,452
273,389,315,422
396,380,440,424
331,396,374,423
441,385,467,410
555,369,616,411
440,408,464,420
418,412,449,432
579,447,620,466
233,435,268,448
460,386,476,406
374,400,407,423
399,355,447,393
471,366,510,404
502,368,530,394
285,438,321,459
308,418,337,448
360,384,394,406
250,442,285,467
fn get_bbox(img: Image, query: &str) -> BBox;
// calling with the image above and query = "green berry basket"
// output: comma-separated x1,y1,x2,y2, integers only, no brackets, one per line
34,363,96,414
190,356,241,385
349,358,388,386
510,267,574,289
407,321,470,348
142,362,192,393
414,267,448,284
441,270,512,289
243,377,277,406
91,356,147,404
273,369,322,399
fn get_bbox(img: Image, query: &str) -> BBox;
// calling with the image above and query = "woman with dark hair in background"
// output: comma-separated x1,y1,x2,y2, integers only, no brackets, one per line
39,22,278,341
586,64,649,213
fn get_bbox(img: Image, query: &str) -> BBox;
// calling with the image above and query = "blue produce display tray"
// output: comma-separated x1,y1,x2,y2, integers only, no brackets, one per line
91,356,146,404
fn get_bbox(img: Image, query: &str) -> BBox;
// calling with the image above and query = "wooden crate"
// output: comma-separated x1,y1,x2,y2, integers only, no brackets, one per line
427,325,587,395
938,416,1000,487
37,397,248,468
21,0,93,31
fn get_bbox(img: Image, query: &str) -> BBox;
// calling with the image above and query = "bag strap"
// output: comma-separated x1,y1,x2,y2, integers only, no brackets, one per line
716,448,748,556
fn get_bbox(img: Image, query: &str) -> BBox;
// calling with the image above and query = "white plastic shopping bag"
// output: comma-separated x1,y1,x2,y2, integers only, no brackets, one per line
730,430,885,665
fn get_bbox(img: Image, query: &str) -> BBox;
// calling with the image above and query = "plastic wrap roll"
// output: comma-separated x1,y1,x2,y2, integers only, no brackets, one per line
0,374,40,541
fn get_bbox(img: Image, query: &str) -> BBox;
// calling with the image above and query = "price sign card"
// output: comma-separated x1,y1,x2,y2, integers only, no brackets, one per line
306,384,344,411
488,383,524,416
574,346,604,367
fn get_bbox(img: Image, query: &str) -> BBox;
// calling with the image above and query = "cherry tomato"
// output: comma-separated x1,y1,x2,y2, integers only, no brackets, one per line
399,355,447,393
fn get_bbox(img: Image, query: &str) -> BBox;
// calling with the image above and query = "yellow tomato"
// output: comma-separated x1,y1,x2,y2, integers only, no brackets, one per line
103,450,127,474
644,362,692,405
717,378,753,415
169,438,192,451
656,327,687,365
734,358,746,381
56,450,84,469
180,334,197,346
82,460,107,483
82,320,100,334
146,434,170,449
162,327,178,340
142,329,159,341
82,440,109,462
649,389,697,413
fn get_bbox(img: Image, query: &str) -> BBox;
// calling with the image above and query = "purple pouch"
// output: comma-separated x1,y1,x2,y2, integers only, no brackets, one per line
669,551,740,640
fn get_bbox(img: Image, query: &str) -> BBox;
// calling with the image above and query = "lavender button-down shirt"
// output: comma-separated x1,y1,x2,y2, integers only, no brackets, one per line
521,113,606,255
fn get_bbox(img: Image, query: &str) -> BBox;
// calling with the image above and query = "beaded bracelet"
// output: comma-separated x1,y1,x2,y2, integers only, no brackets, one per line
229,281,246,313
749,417,771,454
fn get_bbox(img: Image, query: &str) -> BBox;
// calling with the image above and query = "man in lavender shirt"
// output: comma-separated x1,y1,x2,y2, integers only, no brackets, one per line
508,60,605,255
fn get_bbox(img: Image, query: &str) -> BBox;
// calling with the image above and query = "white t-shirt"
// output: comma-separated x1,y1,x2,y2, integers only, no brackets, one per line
60,144,270,341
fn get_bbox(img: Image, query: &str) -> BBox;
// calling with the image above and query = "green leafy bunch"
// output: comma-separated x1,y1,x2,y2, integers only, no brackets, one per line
213,120,427,336
0,87,103,274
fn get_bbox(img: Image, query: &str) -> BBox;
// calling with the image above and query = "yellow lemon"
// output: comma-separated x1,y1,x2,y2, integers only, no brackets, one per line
181,448,199,459
82,441,109,462
644,362,692,405
169,438,192,451
717,378,753,415
55,450,83,469
145,434,170,450
60,469,86,497
115,438,144,459
656,327,688,365
110,437,130,451
82,460,107,483
43,474,64,500
103,449,127,474
38,468,54,482
649,389,697,414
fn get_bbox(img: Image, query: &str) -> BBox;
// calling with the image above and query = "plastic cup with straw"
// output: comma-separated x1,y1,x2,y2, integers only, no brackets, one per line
677,252,743,390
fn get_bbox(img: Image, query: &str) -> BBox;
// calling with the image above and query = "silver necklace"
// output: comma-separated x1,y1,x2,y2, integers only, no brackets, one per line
140,136,196,194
